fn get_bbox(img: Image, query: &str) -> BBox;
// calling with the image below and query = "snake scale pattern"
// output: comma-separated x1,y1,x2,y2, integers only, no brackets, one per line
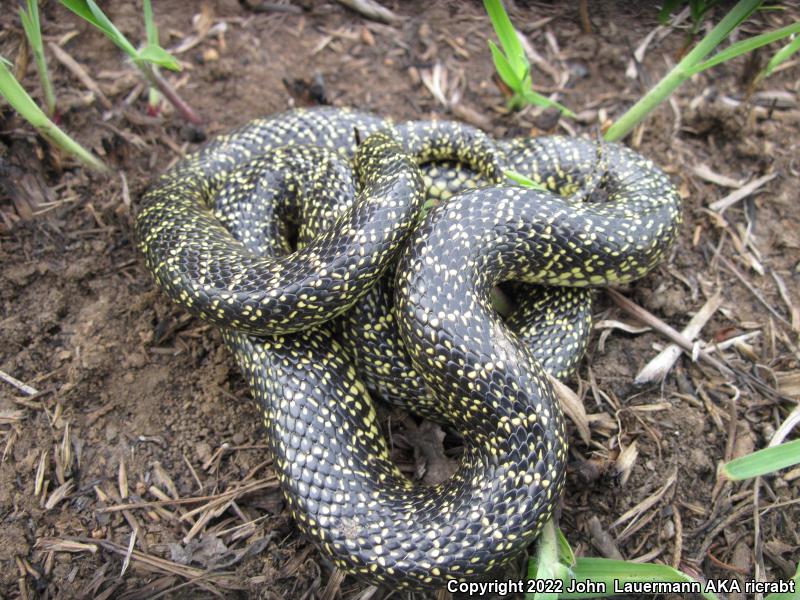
135,107,682,589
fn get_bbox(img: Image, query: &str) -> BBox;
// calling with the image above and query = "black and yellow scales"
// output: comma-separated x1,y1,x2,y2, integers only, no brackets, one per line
135,108,682,589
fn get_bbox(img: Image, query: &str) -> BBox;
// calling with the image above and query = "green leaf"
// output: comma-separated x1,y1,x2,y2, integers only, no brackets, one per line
59,0,138,57
143,0,158,46
761,33,800,79
488,40,522,91
556,527,576,566
560,558,721,600
0,57,107,171
504,170,548,191
526,521,569,600
19,2,41,49
483,0,528,78
687,21,800,74
721,439,800,480
139,44,182,71
521,88,576,117
764,561,799,600
604,0,763,141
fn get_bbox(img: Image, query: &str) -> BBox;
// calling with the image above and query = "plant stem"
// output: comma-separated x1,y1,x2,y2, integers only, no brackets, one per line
604,0,762,142
23,0,57,117
137,61,202,125
0,61,108,172
536,518,560,568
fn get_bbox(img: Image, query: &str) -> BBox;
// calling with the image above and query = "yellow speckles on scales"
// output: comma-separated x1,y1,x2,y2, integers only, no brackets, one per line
134,107,682,590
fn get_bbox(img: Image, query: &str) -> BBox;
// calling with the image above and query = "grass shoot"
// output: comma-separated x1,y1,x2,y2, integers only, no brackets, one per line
483,0,574,116
0,56,107,171
19,0,56,118
526,520,721,600
59,0,201,124
720,439,800,481
142,0,163,116
605,0,800,141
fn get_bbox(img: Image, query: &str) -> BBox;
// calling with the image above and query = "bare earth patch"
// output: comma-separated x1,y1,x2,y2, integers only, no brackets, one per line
1,1,798,599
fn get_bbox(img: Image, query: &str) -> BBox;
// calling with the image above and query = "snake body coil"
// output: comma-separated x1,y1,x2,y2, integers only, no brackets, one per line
136,108,681,589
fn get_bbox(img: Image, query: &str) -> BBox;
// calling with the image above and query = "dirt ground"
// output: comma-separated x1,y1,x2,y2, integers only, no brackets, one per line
1,1,799,599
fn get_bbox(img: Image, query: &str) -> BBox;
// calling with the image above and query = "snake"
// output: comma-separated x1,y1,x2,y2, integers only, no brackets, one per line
134,107,682,590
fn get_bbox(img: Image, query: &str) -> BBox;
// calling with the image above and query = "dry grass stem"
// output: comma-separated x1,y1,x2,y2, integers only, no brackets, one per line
635,293,723,384
0,369,39,395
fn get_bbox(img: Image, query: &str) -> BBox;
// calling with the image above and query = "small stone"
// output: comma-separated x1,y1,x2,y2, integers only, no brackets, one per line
195,441,212,464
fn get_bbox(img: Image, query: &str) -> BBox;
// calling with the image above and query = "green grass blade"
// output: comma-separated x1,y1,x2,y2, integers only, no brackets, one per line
761,33,800,79
764,561,799,600
60,0,138,57
687,21,800,74
556,527,575,566
19,0,57,118
0,58,107,172
521,88,576,117
139,45,181,71
559,558,720,600
143,0,157,45
488,40,522,90
720,439,800,480
504,170,548,191
604,0,762,141
483,0,528,78
526,521,571,600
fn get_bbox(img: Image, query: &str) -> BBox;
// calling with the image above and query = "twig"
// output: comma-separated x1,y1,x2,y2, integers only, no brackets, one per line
140,64,202,125
336,0,400,24
671,503,683,569
770,269,800,332
635,293,723,384
578,0,591,34
96,478,277,513
0,369,39,396
606,289,734,378
612,468,678,534
709,172,777,213
48,42,113,110
718,255,793,329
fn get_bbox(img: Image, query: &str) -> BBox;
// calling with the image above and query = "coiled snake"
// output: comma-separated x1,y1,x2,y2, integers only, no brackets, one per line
135,108,681,589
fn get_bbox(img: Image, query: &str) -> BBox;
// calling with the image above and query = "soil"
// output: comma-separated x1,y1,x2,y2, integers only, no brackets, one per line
1,1,799,599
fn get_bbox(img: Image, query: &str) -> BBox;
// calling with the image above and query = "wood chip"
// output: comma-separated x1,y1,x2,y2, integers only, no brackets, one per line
588,515,624,559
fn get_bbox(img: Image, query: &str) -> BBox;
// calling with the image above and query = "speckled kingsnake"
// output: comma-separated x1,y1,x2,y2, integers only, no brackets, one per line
135,107,681,589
